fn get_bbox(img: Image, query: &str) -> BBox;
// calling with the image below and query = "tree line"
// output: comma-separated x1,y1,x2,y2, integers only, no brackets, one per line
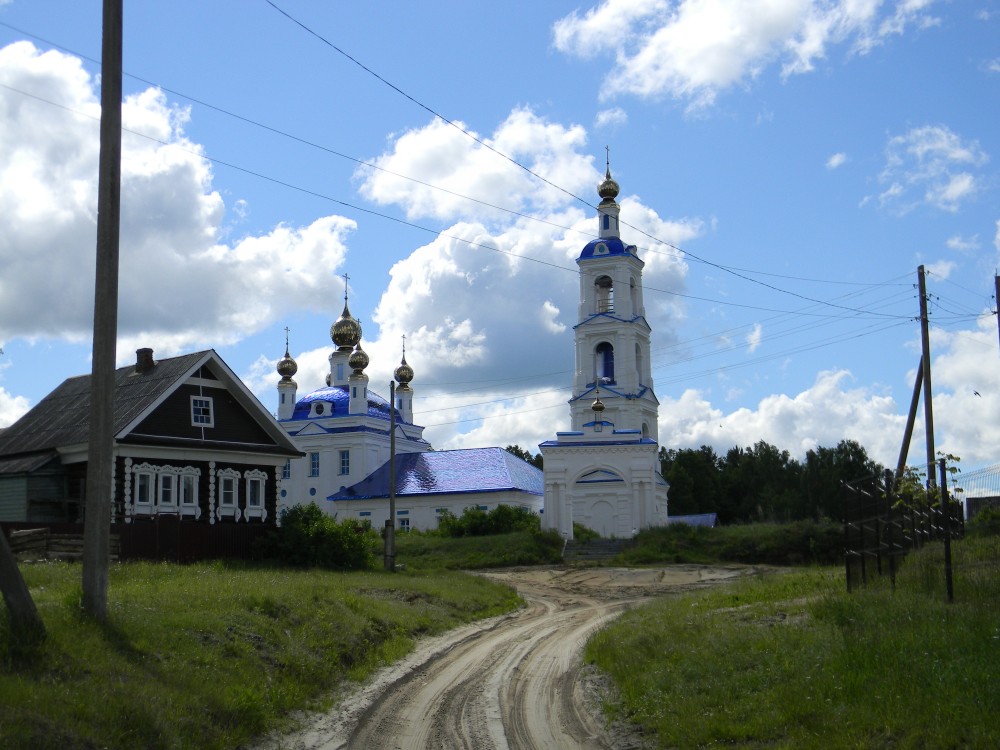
505,439,884,525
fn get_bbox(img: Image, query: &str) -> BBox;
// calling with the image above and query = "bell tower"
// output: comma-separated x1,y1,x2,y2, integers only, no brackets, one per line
570,162,658,442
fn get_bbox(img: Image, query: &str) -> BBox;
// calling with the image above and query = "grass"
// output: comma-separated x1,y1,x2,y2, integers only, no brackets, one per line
620,520,844,567
392,528,564,570
585,533,1000,748
0,561,521,750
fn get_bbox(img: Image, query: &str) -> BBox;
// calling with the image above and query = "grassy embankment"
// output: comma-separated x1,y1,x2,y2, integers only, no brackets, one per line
0,560,520,750
586,531,1000,748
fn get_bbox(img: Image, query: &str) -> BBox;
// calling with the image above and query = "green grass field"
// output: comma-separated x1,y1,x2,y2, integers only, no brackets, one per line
586,534,1000,749
0,561,520,750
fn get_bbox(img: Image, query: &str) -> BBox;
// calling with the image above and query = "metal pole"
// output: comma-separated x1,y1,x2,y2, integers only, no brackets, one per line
384,381,397,571
917,266,936,489
82,0,123,621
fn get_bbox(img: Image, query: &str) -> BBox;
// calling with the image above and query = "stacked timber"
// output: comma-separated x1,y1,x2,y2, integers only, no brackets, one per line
7,528,120,562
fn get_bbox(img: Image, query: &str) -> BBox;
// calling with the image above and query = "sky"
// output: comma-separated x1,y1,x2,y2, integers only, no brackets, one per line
0,0,999,474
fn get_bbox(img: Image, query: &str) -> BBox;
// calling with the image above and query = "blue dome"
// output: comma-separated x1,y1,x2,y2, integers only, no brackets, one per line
289,386,402,422
578,236,638,261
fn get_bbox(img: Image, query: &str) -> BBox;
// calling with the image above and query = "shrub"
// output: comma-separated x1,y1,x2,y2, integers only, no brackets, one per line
436,505,541,537
258,503,380,570
572,523,601,542
967,505,1000,536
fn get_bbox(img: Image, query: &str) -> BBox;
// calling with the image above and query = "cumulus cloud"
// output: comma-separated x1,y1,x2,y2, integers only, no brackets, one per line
552,0,941,108
595,107,628,129
0,41,353,361
826,152,847,169
872,125,988,214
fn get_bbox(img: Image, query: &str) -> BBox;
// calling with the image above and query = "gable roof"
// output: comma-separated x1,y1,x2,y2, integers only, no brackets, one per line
328,447,543,501
0,349,299,461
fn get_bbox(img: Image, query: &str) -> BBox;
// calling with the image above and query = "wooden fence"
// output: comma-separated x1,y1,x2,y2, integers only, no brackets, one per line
842,462,963,598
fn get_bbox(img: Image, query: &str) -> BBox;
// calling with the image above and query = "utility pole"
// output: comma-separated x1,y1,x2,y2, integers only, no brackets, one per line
82,0,123,621
917,265,936,489
384,381,397,571
994,274,1000,354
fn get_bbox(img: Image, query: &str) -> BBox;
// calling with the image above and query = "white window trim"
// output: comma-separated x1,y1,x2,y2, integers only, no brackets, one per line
216,468,242,521
309,452,320,477
158,470,178,511
178,468,201,519
132,462,157,516
191,395,215,427
244,469,268,522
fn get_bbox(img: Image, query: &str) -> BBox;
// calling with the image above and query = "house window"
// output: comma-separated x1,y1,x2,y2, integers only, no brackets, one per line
359,511,371,517
180,473,199,517
244,469,268,521
339,450,350,475
215,467,242,521
398,517,410,532
191,396,214,427
159,472,176,509
220,476,236,507
309,452,320,477
134,471,154,507
282,459,291,480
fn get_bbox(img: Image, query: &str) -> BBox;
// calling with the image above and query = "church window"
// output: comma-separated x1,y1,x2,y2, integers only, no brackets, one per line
595,342,615,383
280,393,285,404
595,276,613,313
603,214,610,230
191,396,214,427
337,363,344,381
398,517,410,532
309,452,320,477
339,450,350,475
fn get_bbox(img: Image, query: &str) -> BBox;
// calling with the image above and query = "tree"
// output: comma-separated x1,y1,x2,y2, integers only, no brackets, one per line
504,445,543,469
803,440,883,521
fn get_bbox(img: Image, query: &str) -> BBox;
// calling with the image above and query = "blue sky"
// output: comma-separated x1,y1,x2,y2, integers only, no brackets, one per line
1,0,999,470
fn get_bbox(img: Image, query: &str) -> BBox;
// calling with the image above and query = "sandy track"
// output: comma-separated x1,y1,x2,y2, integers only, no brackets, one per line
251,565,755,750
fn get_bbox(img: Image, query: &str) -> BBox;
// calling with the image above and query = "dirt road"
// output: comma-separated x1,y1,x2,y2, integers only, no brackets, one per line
253,565,756,750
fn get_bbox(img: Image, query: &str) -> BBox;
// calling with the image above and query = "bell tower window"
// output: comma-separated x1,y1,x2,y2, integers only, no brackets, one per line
595,276,613,314
595,342,615,384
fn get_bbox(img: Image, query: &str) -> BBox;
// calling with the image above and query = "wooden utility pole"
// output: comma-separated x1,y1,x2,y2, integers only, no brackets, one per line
82,0,123,621
994,274,1000,353
0,529,45,638
384,381,397,572
917,265,936,489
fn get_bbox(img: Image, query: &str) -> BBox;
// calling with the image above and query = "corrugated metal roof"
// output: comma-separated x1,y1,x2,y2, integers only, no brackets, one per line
328,447,543,501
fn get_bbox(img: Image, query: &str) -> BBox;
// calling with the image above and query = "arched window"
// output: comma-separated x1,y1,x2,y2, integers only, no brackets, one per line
603,214,610,230
635,342,644,384
642,422,650,439
595,342,615,383
595,275,613,313
630,277,639,315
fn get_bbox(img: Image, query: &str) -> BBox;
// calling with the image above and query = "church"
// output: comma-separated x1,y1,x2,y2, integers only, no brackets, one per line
274,162,669,537
273,294,544,530
539,164,670,538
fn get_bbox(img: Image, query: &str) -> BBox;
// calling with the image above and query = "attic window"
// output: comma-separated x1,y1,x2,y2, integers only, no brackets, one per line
191,396,214,427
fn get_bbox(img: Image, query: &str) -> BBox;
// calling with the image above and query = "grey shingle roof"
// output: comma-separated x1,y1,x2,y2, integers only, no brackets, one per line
0,351,209,458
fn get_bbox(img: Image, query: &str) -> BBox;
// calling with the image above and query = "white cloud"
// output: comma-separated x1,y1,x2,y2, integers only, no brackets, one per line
925,260,955,279
595,107,628,129
0,41,354,361
873,125,988,214
946,234,978,253
0,386,29,427
746,322,763,352
552,0,941,108
356,109,592,223
826,152,847,169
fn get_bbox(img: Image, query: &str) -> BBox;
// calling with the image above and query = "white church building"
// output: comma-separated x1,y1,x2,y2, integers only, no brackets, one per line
273,294,544,530
539,165,670,539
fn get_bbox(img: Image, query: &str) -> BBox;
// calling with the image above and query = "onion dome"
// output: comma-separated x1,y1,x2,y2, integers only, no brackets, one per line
592,387,606,414
349,343,369,374
394,353,414,389
331,300,362,350
598,164,619,203
277,346,298,383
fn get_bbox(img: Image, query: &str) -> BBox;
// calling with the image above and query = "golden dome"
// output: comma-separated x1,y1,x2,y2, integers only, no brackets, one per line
598,165,619,202
349,343,369,373
277,347,298,382
331,301,362,350
394,353,414,386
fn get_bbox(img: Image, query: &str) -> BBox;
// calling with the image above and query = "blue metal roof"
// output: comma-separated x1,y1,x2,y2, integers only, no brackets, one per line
288,386,402,422
577,236,639,261
328,447,543,501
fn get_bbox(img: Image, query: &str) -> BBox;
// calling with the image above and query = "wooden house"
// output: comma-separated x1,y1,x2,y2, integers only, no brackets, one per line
0,349,302,559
